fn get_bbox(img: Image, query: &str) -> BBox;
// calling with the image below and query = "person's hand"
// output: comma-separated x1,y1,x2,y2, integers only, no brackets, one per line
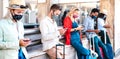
58,28,67,35
76,26,84,31
94,29,100,34
19,38,31,47
104,25,110,28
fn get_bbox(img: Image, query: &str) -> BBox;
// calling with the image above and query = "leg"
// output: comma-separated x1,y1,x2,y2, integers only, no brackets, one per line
93,36,103,59
106,33,111,44
98,30,105,43
46,47,56,59
98,30,111,44
97,37,110,59
46,47,63,59
77,52,82,59
71,40,90,56
77,52,87,59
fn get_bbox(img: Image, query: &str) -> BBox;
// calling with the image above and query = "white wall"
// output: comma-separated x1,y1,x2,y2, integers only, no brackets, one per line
3,0,9,17
51,0,99,4
0,0,3,19
0,0,9,19
115,0,120,55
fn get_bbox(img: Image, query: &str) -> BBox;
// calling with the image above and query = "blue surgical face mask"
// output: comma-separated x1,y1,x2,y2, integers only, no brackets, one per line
91,15,97,19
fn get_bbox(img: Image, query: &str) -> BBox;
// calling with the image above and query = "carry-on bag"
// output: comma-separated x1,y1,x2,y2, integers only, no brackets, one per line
88,33,98,59
56,44,65,59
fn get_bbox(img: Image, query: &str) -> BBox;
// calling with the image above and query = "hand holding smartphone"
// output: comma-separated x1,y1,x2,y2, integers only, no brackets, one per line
23,38,31,42
20,38,31,47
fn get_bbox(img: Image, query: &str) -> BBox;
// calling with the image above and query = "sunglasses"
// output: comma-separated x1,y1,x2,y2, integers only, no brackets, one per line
10,4,28,9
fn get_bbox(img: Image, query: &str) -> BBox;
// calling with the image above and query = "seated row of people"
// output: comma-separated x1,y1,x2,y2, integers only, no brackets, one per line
40,4,113,59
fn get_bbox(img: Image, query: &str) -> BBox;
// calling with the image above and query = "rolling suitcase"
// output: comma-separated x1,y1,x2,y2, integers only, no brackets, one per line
88,33,98,59
56,44,65,59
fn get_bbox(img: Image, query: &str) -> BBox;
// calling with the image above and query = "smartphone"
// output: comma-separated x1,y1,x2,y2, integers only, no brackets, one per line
23,39,31,42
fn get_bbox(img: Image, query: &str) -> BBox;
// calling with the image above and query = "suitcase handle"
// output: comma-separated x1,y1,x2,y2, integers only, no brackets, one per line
89,33,98,58
56,44,65,46
104,31,107,44
89,33,95,51
56,44,65,59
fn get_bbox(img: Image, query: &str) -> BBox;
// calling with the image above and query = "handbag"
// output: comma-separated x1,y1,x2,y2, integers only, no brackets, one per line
18,47,26,59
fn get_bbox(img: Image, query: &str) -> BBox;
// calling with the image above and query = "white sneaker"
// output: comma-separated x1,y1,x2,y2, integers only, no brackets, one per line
90,50,98,57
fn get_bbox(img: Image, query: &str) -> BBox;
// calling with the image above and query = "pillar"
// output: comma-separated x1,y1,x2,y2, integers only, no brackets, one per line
114,0,120,57
0,0,3,19
100,0,114,50
37,0,50,22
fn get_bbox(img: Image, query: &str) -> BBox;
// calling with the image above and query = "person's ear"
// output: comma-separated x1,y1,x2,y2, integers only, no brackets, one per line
51,10,55,15
10,9,13,13
10,9,15,15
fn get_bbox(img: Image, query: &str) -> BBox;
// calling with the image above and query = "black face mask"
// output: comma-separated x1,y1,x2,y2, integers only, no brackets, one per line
12,14,23,21
11,9,23,21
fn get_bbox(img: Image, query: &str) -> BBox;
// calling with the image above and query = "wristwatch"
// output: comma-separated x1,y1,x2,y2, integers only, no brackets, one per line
74,28,77,31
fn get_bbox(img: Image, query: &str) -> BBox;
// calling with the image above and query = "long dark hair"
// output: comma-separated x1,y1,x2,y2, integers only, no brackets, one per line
97,13,106,21
95,13,107,29
62,10,69,25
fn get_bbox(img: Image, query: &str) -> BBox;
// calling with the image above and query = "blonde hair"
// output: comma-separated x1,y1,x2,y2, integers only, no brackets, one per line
67,7,79,17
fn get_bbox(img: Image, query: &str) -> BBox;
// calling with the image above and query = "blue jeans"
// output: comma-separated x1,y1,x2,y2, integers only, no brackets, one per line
18,48,26,59
71,38,90,59
91,36,109,59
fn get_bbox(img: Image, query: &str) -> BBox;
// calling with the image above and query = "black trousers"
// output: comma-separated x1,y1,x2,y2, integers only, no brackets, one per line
98,30,111,44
